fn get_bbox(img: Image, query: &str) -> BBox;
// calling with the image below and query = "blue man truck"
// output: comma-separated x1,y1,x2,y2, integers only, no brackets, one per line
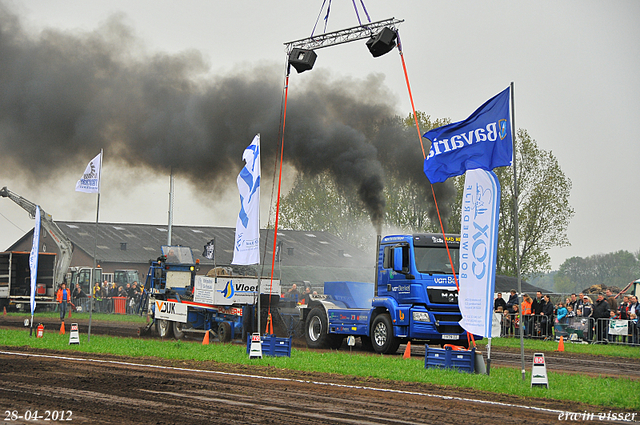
300,233,471,354
140,246,281,342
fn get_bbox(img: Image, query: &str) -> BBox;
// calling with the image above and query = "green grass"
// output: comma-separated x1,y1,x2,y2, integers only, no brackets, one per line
476,337,640,359
9,312,638,358
1,328,638,410
5,311,147,323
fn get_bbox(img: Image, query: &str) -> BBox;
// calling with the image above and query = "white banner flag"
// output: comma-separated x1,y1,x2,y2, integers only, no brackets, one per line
608,319,628,336
232,135,260,265
458,168,501,338
29,205,41,316
492,312,502,338
75,152,102,193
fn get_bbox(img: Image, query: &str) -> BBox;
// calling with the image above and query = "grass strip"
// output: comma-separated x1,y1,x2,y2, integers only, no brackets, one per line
9,312,639,359
475,337,640,359
5,312,147,323
1,329,638,410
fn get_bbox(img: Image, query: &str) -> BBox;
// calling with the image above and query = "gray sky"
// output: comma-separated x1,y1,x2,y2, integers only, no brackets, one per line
0,0,638,270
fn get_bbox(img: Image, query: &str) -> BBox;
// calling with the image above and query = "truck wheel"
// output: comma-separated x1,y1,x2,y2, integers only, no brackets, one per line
371,314,400,354
305,307,332,349
218,322,232,343
156,319,173,338
173,321,186,340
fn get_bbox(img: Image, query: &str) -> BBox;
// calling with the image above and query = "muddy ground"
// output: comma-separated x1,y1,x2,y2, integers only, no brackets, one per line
1,315,638,424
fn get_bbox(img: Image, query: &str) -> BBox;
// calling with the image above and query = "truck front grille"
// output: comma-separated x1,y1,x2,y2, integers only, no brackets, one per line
427,288,458,304
436,324,464,334
433,313,462,322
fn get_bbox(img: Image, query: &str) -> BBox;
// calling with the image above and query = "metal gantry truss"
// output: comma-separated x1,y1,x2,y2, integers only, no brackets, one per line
284,18,404,53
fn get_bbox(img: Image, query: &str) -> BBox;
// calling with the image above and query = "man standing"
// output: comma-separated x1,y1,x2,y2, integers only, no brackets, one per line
505,289,518,313
72,283,87,312
592,293,611,342
628,296,639,317
531,291,545,337
287,283,301,300
494,292,507,312
56,283,70,322
576,293,585,312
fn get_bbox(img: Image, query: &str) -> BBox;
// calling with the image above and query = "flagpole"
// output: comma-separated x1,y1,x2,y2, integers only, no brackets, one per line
509,82,525,381
88,149,103,343
168,167,174,245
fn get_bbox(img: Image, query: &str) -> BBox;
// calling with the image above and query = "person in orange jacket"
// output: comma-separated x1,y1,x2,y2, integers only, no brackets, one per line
56,283,70,321
521,294,533,337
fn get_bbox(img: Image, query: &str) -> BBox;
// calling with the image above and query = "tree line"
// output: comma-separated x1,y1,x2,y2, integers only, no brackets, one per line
553,250,640,293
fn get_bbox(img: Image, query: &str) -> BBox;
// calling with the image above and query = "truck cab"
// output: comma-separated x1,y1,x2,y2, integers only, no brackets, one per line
114,269,140,287
373,234,464,348
67,267,102,296
302,233,470,354
146,246,197,298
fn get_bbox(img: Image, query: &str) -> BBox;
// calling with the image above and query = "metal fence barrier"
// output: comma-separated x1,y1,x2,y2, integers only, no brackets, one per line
497,314,639,346
71,296,142,315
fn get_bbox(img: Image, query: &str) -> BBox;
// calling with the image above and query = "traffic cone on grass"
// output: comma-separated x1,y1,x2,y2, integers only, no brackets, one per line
59,322,65,335
556,335,564,352
3,306,6,316
202,330,210,345
403,341,411,359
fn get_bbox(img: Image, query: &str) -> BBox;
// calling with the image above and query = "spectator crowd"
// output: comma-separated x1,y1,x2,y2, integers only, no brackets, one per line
65,280,145,314
495,290,639,345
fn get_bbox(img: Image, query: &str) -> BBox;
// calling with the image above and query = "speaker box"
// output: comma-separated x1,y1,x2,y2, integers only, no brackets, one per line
288,48,317,73
366,27,397,58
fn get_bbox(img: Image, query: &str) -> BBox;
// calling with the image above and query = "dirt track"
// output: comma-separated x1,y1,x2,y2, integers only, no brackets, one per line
0,347,617,425
1,316,639,424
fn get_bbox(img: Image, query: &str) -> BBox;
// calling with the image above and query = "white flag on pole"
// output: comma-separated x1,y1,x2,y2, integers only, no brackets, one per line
458,168,500,338
232,135,260,265
29,205,41,316
75,152,102,193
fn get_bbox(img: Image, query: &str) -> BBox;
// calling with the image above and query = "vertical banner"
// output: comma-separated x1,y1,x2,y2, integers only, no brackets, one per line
232,134,261,265
458,168,500,338
29,206,41,317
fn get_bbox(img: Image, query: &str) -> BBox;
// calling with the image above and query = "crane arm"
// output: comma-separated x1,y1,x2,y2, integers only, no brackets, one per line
0,186,74,286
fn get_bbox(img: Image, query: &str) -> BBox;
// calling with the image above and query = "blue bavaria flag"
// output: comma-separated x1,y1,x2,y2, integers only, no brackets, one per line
423,86,512,183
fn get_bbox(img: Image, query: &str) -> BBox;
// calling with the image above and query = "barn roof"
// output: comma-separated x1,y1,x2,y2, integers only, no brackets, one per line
17,221,373,269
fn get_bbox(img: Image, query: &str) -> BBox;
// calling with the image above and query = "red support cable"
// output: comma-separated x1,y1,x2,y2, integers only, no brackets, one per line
398,35,458,292
266,73,290,334
399,37,472,348
398,45,426,159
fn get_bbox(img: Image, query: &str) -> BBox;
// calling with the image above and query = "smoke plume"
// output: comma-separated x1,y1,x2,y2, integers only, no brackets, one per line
0,5,453,233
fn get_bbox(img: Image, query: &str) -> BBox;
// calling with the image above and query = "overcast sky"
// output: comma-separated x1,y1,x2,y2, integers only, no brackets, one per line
0,0,638,271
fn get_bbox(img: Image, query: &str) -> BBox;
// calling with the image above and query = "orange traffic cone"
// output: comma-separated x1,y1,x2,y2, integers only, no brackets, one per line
59,322,65,335
403,341,411,359
202,330,210,345
3,306,6,316
556,335,564,352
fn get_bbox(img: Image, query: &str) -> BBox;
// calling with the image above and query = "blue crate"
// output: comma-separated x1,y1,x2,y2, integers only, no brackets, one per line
246,334,292,357
424,345,475,373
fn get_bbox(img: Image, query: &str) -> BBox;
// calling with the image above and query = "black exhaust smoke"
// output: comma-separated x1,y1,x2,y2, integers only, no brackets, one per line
0,5,452,230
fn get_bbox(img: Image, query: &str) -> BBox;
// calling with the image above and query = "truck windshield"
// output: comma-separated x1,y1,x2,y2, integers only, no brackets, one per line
161,246,195,265
414,246,459,275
